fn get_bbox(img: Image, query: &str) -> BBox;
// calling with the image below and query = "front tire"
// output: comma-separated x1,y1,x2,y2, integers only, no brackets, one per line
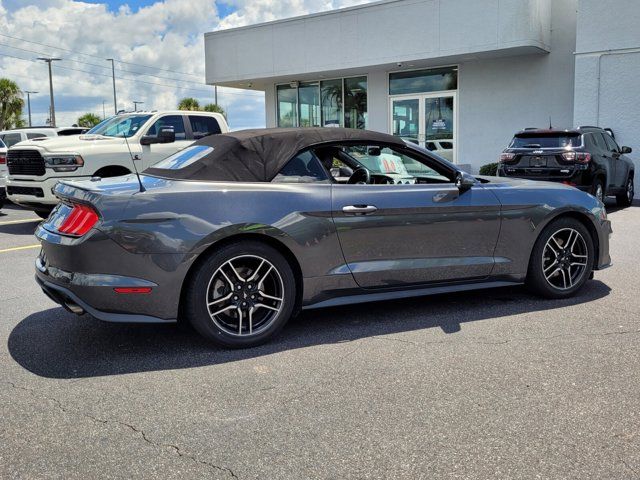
616,176,634,207
526,217,594,299
185,241,296,348
591,178,605,203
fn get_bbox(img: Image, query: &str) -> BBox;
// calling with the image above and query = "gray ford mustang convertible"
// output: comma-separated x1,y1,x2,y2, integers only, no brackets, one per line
35,128,612,347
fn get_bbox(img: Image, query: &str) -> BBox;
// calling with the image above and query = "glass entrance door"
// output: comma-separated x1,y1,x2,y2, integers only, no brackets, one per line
390,92,456,162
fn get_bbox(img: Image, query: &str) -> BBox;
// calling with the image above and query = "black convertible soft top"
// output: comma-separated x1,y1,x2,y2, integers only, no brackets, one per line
144,127,405,182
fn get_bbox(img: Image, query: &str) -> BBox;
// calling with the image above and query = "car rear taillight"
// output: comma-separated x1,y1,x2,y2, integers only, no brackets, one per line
58,204,99,236
0,155,6,165
562,152,591,164
499,152,515,163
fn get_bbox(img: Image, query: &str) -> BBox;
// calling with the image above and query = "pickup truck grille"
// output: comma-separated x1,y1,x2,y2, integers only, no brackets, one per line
7,149,46,176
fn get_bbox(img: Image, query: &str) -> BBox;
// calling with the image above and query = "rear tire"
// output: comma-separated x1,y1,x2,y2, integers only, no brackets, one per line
616,176,634,207
185,240,296,348
526,217,594,299
590,178,605,203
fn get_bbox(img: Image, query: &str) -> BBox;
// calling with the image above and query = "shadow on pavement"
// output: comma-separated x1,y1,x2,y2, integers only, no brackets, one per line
8,280,611,379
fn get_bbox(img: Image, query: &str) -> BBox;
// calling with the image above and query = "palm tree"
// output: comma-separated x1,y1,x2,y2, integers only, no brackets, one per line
202,103,225,116
177,97,200,111
0,78,25,130
77,113,101,128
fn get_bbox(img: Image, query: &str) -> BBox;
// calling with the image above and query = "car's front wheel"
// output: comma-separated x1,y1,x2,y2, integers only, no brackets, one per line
616,176,634,207
185,240,296,348
526,217,594,299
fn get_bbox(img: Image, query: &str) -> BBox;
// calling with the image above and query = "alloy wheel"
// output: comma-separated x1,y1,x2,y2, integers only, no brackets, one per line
542,228,588,291
627,178,634,203
206,255,284,336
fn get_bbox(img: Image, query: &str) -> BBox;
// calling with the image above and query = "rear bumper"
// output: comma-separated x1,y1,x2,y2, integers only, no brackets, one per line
34,223,188,323
35,255,175,324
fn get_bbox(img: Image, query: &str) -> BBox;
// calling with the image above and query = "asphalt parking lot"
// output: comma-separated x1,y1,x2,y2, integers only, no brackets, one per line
0,201,639,480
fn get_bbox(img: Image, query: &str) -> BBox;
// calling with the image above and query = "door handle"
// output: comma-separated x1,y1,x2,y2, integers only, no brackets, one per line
342,205,378,214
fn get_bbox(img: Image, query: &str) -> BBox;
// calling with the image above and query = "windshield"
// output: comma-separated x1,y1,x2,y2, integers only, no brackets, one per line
87,114,152,138
509,133,581,149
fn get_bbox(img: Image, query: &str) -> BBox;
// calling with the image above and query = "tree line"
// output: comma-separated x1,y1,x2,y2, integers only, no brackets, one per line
0,77,226,131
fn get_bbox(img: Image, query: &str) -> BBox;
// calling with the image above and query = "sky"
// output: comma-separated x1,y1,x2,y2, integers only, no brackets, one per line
0,0,375,129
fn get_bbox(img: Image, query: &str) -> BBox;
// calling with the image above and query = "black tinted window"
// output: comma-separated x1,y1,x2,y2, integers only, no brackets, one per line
603,132,619,152
147,115,186,140
273,151,328,183
592,133,608,151
26,133,46,139
189,116,221,139
510,134,581,149
0,133,22,147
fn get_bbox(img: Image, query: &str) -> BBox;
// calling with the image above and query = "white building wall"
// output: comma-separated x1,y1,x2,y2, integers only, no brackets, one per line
458,0,577,169
574,0,640,170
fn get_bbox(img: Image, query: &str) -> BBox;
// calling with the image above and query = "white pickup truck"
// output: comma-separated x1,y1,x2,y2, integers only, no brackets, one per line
6,110,228,216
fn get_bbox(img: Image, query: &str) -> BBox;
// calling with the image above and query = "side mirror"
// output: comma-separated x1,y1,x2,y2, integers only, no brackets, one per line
455,171,476,192
620,146,632,154
140,126,176,146
158,127,175,144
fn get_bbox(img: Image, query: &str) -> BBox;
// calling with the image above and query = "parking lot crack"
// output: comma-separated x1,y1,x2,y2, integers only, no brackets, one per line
619,455,640,479
5,381,239,479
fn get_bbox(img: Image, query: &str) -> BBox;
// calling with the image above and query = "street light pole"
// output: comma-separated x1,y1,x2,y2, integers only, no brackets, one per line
37,57,61,127
24,91,37,127
133,101,143,112
106,58,117,114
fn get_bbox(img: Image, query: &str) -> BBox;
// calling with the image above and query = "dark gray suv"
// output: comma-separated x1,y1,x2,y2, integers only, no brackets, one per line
498,127,634,207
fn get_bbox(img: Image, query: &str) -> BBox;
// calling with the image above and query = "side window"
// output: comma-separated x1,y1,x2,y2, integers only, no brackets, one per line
272,150,329,183
603,132,619,153
1,133,22,147
27,133,46,139
592,133,608,151
341,144,453,183
189,116,221,139
146,115,186,140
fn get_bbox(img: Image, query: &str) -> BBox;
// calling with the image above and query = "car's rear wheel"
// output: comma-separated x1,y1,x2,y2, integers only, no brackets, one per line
616,176,634,207
185,241,296,348
526,217,594,299
591,178,605,203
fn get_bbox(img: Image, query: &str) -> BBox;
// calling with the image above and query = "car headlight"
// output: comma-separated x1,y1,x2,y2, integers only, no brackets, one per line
43,154,84,172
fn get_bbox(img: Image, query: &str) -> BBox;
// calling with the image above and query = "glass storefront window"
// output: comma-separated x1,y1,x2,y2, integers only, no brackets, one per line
320,79,343,127
389,67,457,95
344,76,367,129
298,82,320,127
277,85,297,128
277,77,367,129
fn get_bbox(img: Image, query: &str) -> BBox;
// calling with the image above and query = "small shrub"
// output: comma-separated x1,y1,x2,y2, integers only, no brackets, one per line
479,162,498,176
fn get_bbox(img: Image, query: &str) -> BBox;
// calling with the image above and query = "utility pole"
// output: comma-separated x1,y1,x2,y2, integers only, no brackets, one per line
133,101,143,112
106,59,117,114
37,58,61,127
24,91,37,127
102,100,106,119
214,85,218,106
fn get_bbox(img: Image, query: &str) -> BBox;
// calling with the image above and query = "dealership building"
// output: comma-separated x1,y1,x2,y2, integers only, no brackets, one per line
205,0,639,173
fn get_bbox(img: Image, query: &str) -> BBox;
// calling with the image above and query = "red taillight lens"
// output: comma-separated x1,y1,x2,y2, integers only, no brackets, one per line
499,152,515,163
562,152,591,164
0,155,6,165
58,204,99,236
114,287,152,294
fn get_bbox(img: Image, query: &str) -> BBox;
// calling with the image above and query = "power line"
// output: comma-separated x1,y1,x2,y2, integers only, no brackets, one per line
0,52,265,99
0,32,203,79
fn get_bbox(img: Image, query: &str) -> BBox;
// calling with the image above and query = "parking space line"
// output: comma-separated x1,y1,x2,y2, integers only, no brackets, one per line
0,244,40,254
0,218,41,226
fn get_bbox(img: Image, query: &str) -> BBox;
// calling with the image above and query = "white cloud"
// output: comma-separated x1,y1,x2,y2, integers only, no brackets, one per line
0,0,376,128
